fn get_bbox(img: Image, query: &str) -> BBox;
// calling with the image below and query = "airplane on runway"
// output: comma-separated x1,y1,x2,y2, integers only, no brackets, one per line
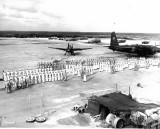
118,39,126,43
48,43,92,55
104,32,160,56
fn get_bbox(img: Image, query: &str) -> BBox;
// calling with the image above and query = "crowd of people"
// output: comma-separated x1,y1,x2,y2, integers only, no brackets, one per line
3,68,67,93
2,56,160,93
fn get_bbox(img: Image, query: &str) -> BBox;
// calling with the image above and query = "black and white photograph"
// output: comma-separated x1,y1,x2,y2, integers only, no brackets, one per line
0,0,160,128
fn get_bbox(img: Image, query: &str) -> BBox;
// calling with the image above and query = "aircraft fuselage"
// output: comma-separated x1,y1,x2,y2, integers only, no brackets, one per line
65,49,74,55
107,32,160,57
109,45,157,56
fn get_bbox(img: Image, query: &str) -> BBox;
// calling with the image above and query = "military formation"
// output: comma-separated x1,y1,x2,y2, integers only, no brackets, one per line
2,57,160,94
3,68,67,93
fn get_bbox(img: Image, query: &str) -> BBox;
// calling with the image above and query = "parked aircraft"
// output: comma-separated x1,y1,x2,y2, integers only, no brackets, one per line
48,43,92,55
118,39,126,43
104,32,160,56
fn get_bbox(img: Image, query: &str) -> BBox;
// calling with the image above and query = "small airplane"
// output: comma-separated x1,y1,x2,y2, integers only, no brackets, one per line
104,32,160,56
48,43,92,55
142,41,150,44
118,39,126,43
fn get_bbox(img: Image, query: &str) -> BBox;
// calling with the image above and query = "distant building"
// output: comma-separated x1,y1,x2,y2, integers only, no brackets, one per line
118,39,126,43
79,37,88,40
48,37,58,40
66,38,78,41
88,38,101,43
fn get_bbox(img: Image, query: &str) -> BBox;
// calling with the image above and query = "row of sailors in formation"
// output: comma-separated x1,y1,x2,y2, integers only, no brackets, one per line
4,57,160,82
128,58,160,63
65,61,127,73
3,64,95,83
2,68,65,81
38,62,66,69
98,62,129,72
127,59,160,67
98,60,160,72
3,69,67,82
38,57,160,71
65,65,94,77
5,67,94,93
37,57,117,68
5,70,68,93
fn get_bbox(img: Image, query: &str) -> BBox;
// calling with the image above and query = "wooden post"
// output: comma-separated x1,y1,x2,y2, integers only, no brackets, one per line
29,95,32,116
116,83,118,92
128,86,132,98
0,116,2,127
41,94,44,116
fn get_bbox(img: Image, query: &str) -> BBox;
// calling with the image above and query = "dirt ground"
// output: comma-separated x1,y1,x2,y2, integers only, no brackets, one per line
1,38,160,127
1,66,160,127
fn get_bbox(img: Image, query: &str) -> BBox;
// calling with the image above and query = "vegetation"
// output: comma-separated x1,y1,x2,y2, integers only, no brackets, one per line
0,31,109,38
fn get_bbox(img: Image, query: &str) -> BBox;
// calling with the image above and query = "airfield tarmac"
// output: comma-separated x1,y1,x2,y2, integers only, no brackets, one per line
0,38,160,127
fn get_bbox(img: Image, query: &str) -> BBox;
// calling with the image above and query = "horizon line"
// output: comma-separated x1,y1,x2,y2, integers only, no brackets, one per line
0,30,160,34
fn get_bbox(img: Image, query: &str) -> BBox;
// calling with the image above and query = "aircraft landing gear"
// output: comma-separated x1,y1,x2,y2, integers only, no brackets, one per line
72,53,75,56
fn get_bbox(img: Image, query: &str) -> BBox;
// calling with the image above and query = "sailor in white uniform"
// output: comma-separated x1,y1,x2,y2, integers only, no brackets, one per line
60,71,63,80
48,72,52,82
42,73,45,83
51,72,54,81
3,71,8,88
34,75,37,84
83,72,87,82
91,66,93,75
57,71,60,81
54,71,57,81
45,73,48,82
78,68,81,77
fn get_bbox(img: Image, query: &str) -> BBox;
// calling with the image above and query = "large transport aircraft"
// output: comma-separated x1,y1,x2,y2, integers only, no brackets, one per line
48,43,92,55
105,32,160,56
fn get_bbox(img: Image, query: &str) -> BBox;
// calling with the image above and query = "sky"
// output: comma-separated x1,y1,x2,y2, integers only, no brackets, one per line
0,0,160,33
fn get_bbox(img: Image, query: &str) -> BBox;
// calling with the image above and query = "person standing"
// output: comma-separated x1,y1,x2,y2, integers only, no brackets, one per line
34,74,37,85
2,71,7,88
25,75,29,88
21,76,24,89
6,79,12,93
42,73,45,83
48,72,51,82
51,72,54,82
17,77,20,89
19,76,23,89
83,72,87,82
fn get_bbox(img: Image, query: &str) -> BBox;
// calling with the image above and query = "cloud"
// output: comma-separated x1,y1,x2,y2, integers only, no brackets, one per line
1,0,39,13
10,6,38,13
0,0,160,32
42,12,63,20
9,13,23,18
0,12,6,17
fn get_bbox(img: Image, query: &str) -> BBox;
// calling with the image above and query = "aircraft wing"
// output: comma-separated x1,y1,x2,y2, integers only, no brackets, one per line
73,48,92,51
48,47,66,51
156,47,160,52
115,46,133,51
103,45,110,47
116,46,133,49
104,45,133,50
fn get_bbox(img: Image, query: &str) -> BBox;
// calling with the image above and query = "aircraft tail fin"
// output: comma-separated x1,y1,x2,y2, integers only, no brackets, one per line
110,32,119,47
